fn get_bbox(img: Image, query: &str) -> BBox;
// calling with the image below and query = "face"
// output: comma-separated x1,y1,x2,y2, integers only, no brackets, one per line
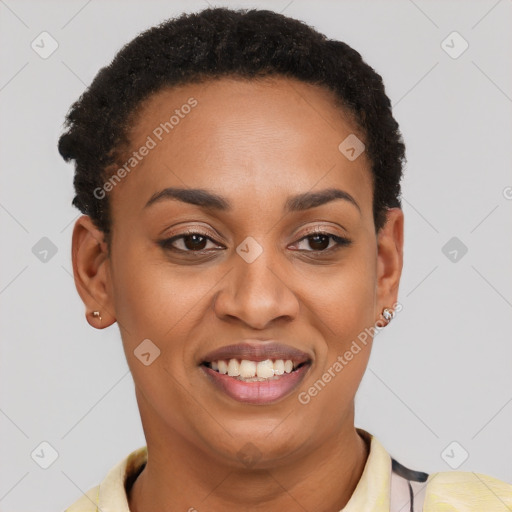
73,76,403,468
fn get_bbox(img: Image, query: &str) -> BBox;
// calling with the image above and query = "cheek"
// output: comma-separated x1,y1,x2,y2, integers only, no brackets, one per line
302,240,377,341
109,248,204,413
111,245,207,334
110,244,221,379
297,261,375,430
298,240,376,403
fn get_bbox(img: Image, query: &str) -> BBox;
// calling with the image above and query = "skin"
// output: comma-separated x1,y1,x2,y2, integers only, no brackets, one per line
72,76,404,511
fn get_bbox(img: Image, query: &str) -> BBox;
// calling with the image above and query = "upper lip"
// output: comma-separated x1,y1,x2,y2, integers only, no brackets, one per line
200,341,312,365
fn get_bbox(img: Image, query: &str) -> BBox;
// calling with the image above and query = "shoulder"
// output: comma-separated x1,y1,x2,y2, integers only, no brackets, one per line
63,445,147,512
64,485,99,512
424,470,512,511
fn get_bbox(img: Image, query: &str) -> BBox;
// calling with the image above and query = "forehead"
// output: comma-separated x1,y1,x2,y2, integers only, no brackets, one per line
110,76,373,218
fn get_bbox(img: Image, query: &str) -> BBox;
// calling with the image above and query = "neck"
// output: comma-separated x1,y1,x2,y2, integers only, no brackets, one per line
128,415,370,512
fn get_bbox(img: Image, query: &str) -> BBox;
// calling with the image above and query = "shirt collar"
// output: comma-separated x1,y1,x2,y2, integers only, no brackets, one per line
94,429,391,512
97,445,147,512
342,428,391,511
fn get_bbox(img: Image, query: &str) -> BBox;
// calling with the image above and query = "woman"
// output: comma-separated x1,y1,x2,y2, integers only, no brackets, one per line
59,7,511,511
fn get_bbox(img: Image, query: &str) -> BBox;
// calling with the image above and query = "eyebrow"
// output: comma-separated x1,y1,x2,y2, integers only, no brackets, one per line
144,186,361,214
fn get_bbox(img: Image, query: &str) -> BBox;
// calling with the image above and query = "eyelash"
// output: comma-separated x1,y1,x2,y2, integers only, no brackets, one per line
158,229,352,255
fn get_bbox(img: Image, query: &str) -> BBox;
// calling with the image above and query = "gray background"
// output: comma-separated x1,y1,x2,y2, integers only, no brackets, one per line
0,0,511,510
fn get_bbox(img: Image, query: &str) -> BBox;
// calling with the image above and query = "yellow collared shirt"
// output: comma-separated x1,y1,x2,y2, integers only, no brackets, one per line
65,431,512,511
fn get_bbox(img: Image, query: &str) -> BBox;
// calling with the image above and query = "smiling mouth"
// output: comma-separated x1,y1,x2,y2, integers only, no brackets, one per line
199,341,313,404
201,358,311,382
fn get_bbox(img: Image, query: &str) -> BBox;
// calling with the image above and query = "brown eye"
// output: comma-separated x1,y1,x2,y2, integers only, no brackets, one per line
159,231,223,253
181,234,208,251
291,232,352,252
306,234,331,251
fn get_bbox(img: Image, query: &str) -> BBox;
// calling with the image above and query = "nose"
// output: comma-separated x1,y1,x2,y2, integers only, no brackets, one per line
212,249,300,330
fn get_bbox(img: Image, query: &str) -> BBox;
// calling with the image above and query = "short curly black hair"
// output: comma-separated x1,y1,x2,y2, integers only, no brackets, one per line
58,6,405,244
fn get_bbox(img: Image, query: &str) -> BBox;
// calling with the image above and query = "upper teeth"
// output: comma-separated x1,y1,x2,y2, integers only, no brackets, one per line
211,359,296,378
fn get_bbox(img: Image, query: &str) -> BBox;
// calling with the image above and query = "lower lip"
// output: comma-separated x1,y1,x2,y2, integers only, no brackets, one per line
201,363,311,404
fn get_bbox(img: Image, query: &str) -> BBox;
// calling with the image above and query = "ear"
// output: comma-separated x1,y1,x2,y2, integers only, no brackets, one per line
71,215,116,329
375,208,404,323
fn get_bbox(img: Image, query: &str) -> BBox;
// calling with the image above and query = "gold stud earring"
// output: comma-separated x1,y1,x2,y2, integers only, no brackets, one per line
92,311,102,323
